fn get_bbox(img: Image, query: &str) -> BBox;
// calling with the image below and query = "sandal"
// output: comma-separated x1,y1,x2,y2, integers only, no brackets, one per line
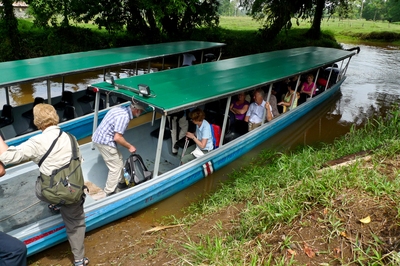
74,257,89,266
48,204,61,214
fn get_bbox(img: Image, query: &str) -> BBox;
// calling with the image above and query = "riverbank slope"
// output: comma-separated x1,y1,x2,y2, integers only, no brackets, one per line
28,109,400,265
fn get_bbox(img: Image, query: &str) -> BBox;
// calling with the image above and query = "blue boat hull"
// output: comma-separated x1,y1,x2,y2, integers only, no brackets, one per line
10,79,344,256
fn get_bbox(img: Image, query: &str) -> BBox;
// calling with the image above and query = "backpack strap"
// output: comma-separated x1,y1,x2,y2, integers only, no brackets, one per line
38,130,63,167
65,132,79,160
132,153,148,171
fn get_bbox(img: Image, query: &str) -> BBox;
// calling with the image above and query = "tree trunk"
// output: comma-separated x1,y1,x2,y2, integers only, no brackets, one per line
306,0,325,39
2,0,21,59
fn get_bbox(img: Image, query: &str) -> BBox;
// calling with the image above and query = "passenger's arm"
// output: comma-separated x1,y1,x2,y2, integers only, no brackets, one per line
265,103,273,122
114,132,136,153
194,137,207,149
235,104,249,115
0,136,9,154
0,137,7,177
0,162,5,177
244,115,249,122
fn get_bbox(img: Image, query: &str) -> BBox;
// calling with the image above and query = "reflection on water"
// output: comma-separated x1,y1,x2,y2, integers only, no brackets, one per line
338,44,400,126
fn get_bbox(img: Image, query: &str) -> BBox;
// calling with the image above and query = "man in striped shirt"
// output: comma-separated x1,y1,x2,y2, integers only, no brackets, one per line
92,101,144,196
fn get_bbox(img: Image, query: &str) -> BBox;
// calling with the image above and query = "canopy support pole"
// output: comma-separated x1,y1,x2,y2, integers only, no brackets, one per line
325,65,334,91
162,57,165,70
310,69,320,98
341,57,352,78
200,51,204,64
262,84,273,125
91,89,101,150
47,80,52,105
217,48,222,61
61,76,65,93
220,96,231,146
5,87,10,106
153,115,166,178
291,76,302,109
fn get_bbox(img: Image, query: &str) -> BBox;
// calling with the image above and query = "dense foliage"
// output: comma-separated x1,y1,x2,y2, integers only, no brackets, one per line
26,0,220,41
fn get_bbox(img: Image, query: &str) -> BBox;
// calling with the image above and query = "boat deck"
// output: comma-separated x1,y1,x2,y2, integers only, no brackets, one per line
0,118,181,233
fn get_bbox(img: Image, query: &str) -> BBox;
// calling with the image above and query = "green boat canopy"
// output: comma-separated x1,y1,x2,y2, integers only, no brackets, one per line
0,41,225,87
90,47,356,115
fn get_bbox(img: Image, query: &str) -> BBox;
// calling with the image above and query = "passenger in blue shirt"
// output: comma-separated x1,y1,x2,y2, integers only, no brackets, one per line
181,108,213,164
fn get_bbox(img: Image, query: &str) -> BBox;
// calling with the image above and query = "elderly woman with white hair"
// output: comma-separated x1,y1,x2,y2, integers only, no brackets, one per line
0,103,89,266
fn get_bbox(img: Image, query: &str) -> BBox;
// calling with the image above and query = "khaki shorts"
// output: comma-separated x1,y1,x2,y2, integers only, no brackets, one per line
248,122,262,131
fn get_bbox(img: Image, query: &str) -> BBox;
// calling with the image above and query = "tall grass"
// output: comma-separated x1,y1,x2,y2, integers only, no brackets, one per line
171,107,400,265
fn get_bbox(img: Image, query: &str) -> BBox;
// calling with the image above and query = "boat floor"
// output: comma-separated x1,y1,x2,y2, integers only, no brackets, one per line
0,119,182,233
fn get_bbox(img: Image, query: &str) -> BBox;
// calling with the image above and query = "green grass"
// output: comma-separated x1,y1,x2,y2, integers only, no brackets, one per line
219,16,400,45
167,107,400,265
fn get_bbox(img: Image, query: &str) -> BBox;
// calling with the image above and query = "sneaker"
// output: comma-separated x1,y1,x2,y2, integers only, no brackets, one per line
117,182,128,189
115,182,129,193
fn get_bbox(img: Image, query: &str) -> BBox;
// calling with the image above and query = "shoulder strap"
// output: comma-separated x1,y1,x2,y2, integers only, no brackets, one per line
65,132,79,160
38,130,63,167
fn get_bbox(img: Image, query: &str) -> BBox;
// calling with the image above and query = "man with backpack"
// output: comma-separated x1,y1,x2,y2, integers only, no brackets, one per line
92,101,144,196
0,104,89,266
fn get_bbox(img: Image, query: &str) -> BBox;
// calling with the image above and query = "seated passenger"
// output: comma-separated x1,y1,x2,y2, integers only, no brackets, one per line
182,53,196,66
298,74,316,105
244,88,273,132
181,108,213,164
229,92,249,132
278,82,299,113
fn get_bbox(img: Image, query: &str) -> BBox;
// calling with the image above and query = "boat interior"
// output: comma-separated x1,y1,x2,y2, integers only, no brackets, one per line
0,89,127,141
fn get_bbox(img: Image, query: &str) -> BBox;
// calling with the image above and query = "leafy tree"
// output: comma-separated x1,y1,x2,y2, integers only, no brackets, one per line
69,0,219,40
363,0,386,21
241,0,352,40
386,0,400,22
241,0,309,38
308,0,351,39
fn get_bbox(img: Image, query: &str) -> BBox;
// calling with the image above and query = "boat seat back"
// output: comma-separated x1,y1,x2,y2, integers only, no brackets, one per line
0,124,17,140
62,105,77,122
77,88,96,104
22,97,45,119
0,104,14,128
16,119,38,137
54,91,74,110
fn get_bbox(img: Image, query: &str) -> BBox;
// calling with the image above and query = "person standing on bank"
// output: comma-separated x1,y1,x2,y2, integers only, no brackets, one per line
0,104,88,266
92,101,144,196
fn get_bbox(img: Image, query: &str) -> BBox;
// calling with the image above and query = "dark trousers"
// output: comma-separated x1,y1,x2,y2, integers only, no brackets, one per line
0,231,27,266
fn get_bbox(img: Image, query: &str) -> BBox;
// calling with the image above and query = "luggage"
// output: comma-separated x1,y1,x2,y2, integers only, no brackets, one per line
210,124,221,148
38,131,86,205
124,154,152,185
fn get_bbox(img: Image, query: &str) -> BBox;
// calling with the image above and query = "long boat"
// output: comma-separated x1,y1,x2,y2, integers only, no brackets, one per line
0,41,225,147
0,46,358,256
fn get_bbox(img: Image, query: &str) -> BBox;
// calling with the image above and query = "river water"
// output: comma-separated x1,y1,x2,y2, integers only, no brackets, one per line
6,43,400,261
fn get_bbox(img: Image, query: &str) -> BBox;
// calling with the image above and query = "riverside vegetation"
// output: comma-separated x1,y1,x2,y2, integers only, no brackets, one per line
29,110,400,265
2,17,400,62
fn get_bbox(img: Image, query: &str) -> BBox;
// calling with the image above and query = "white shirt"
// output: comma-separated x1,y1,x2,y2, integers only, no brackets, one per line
246,100,266,124
0,126,77,176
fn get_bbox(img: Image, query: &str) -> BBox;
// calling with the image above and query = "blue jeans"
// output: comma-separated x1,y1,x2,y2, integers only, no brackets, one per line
0,231,27,266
